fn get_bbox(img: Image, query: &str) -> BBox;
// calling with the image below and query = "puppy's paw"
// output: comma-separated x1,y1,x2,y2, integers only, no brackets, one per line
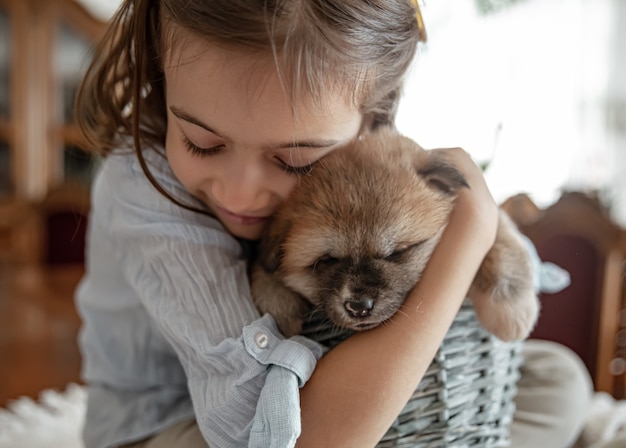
471,287,540,342
471,210,541,341
273,315,304,339
250,264,310,338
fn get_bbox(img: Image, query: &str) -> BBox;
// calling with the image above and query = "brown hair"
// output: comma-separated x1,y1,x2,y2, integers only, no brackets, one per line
76,0,425,209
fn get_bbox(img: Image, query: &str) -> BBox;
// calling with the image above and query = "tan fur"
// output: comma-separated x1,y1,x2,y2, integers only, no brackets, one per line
250,128,539,341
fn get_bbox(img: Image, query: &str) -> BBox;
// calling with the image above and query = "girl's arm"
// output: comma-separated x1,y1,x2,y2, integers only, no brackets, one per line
297,147,499,447
97,146,495,448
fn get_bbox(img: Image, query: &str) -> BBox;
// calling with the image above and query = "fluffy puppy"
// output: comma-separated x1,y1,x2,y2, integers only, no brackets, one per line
250,128,539,341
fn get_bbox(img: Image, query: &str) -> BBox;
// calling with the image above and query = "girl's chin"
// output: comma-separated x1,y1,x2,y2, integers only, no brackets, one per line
222,222,265,241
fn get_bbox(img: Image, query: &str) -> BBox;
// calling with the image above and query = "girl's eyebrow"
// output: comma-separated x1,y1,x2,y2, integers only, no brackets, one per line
169,106,341,149
170,106,222,136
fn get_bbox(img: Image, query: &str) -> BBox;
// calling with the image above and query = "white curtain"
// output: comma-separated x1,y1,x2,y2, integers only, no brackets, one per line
396,0,625,226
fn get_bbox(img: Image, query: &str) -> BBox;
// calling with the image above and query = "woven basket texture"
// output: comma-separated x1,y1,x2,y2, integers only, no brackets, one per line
300,299,523,447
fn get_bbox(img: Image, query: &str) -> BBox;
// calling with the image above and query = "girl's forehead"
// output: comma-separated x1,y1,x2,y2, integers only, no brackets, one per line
164,30,360,123
162,22,363,116
162,29,362,145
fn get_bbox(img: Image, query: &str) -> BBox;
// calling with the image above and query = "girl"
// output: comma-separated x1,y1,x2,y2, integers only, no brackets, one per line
75,0,591,447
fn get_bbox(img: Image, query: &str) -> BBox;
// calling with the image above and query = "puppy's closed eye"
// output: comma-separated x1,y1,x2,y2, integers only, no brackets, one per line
311,255,341,270
384,241,424,263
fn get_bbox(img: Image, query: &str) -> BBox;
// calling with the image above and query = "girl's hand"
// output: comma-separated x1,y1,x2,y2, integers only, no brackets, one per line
429,146,499,254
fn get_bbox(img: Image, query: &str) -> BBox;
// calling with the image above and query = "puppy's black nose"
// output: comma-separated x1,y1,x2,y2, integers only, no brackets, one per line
344,298,374,318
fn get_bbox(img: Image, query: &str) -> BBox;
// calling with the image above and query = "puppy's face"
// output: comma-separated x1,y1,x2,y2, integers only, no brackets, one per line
258,129,467,331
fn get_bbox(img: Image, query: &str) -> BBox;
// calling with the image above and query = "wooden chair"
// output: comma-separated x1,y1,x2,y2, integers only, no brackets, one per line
500,193,544,227
504,192,625,395
613,230,626,398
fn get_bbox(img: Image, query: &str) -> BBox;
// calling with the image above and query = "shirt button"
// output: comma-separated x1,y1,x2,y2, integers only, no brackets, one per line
254,332,269,349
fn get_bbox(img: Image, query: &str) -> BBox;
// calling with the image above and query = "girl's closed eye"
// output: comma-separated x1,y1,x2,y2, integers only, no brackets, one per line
183,133,318,176
183,136,225,158
276,158,315,176
275,146,336,176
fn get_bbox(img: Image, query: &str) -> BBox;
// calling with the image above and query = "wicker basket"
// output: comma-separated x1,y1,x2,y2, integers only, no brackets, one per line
300,299,523,447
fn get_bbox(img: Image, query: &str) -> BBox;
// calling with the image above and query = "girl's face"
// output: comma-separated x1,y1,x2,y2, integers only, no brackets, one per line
163,32,363,240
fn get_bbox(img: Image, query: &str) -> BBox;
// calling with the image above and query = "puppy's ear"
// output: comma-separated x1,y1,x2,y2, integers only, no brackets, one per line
417,159,469,194
257,218,291,273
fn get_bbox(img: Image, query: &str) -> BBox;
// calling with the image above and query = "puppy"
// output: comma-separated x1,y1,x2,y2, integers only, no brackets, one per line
250,128,539,341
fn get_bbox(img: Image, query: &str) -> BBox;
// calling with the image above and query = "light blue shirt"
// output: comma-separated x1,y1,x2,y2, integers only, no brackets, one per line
75,148,325,448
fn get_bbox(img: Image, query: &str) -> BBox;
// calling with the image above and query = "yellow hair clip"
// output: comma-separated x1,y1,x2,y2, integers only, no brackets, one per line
411,0,428,42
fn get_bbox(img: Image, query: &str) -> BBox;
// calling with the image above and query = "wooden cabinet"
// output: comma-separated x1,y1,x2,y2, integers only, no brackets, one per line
0,6,11,196
0,0,105,200
0,0,105,264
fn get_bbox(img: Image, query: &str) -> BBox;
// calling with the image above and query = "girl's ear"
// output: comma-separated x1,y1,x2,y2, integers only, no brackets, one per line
417,158,469,195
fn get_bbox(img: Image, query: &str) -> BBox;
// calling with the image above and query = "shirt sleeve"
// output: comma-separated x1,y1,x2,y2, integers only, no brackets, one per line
97,152,325,448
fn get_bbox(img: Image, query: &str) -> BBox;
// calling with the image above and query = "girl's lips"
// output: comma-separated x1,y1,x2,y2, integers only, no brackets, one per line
216,207,271,226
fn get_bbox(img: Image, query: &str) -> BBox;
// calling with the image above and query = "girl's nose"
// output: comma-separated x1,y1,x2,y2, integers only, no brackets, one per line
212,163,269,214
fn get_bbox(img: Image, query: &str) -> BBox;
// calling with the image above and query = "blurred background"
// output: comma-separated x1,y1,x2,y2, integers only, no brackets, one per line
0,0,624,411
397,0,626,226
0,0,111,409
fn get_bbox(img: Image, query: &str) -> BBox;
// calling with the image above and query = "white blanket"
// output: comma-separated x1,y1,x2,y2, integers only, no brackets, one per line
0,384,85,448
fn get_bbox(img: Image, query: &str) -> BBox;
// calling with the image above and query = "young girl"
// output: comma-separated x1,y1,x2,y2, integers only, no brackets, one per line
75,0,592,447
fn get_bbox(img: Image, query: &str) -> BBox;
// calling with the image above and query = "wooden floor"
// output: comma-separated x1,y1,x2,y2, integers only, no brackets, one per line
0,262,84,407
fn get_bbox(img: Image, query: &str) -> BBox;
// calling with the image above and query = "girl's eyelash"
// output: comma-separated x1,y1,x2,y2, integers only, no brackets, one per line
278,160,315,176
183,136,223,157
182,136,315,175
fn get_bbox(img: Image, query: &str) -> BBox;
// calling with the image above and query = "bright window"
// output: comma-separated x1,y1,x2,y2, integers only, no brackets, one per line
397,0,624,224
